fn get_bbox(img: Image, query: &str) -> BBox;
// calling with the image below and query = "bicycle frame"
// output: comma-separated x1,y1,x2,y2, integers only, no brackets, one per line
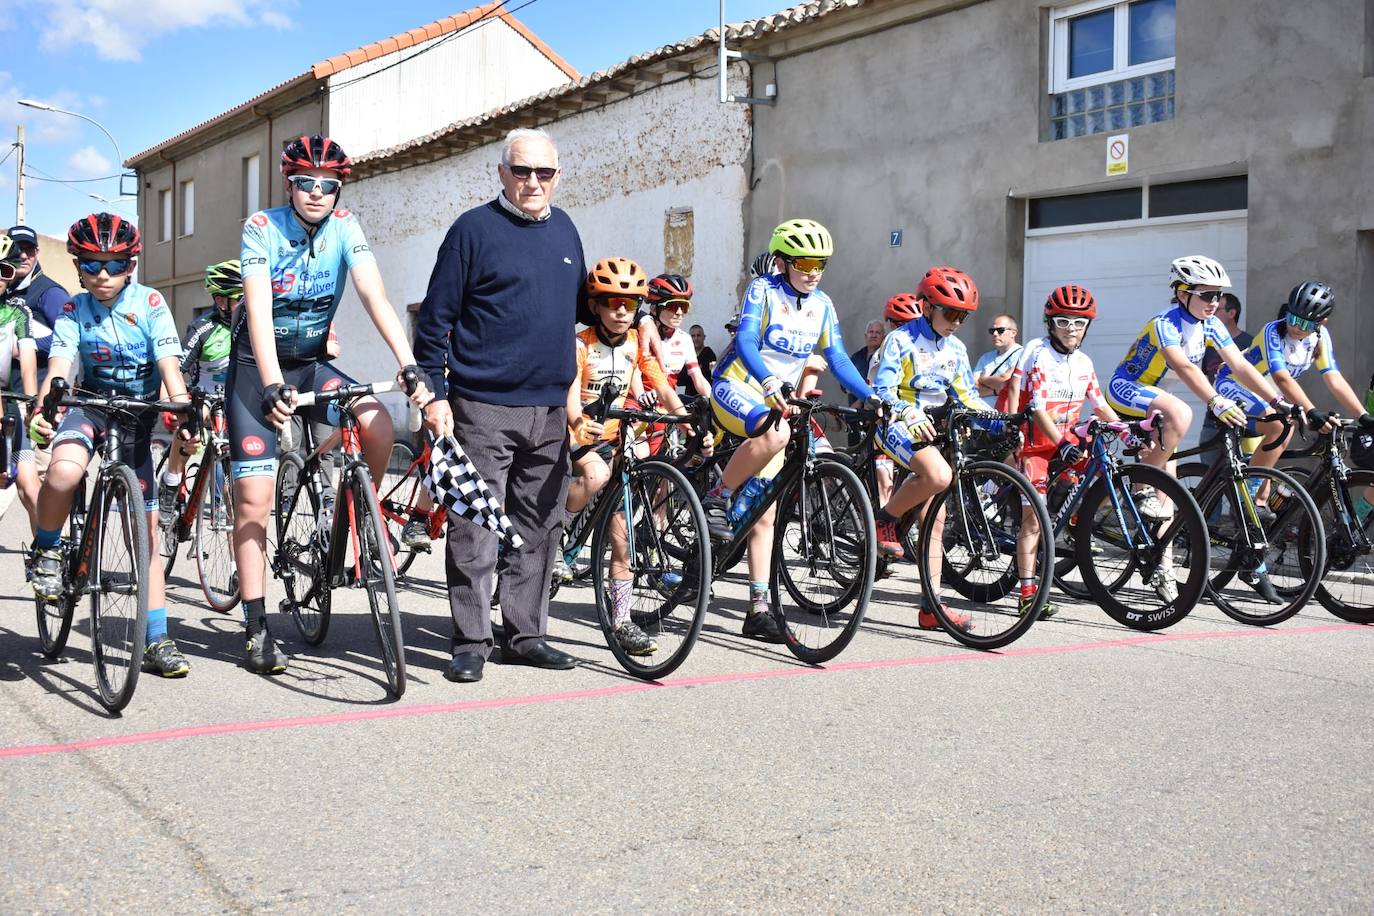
168,397,229,542
1281,422,1372,558
294,397,378,589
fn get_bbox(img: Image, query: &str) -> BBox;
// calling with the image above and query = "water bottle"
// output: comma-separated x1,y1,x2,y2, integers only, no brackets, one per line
729,477,772,527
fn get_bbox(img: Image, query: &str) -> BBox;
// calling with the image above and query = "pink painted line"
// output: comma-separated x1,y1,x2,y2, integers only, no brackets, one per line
1,622,1366,760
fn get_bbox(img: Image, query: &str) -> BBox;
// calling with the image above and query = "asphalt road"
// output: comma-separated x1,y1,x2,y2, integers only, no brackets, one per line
0,497,1370,913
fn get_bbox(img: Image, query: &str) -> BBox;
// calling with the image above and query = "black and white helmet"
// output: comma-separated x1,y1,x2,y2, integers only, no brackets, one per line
1286,280,1335,323
1170,255,1231,289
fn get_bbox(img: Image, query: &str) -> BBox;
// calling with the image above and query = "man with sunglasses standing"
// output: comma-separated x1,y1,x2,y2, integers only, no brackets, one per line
417,127,584,684
973,314,1022,410
1107,255,1286,603
0,234,40,530
3,226,68,369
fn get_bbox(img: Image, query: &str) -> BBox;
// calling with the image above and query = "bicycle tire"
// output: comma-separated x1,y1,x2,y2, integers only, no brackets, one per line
349,465,406,697
195,451,241,613
590,459,710,680
770,456,875,665
91,464,150,713
916,460,1051,650
1077,464,1209,630
1195,465,1324,626
1303,468,1374,623
275,451,331,645
379,442,420,578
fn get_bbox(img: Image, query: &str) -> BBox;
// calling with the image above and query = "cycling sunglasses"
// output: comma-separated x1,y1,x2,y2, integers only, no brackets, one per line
988,326,1014,336
77,257,134,277
657,299,691,313
940,306,971,324
596,296,641,313
0,262,14,282
1188,289,1225,304
784,255,828,275
1286,313,1323,332
288,175,343,196
1050,316,1090,330
506,164,559,182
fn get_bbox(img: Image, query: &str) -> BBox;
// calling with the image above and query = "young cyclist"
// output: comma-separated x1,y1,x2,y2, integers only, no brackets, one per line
157,259,239,519
1008,285,1116,618
870,292,921,508
27,213,195,677
709,218,875,642
1214,279,1374,523
231,134,429,675
562,257,681,655
644,274,711,397
870,266,989,633
0,234,40,529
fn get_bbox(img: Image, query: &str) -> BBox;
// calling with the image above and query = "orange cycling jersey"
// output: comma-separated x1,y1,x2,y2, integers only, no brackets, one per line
575,326,669,442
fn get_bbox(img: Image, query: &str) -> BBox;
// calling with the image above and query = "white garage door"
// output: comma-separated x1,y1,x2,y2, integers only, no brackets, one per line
1024,215,1247,446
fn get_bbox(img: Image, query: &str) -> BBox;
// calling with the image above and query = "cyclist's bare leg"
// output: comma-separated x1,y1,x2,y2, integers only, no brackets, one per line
146,510,168,610
15,460,39,531
875,457,893,506
34,441,91,531
231,474,273,603
353,396,394,483
880,447,950,518
721,420,790,490
1139,390,1191,476
1248,415,1290,471
1016,504,1041,579
567,452,609,514
745,504,777,583
923,501,946,591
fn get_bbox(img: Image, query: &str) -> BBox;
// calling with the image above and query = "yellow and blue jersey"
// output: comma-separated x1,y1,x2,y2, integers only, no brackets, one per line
1113,303,1234,388
1216,319,1337,421
871,316,990,411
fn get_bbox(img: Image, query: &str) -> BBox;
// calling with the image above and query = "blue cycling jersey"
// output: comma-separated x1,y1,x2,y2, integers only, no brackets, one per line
238,205,375,365
49,282,181,398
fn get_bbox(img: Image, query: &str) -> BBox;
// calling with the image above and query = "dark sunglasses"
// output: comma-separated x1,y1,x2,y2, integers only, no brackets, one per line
940,307,971,324
657,299,691,313
77,257,133,277
288,175,343,196
507,164,559,182
1188,289,1225,304
784,255,828,274
597,296,641,313
1286,314,1324,332
988,326,1013,336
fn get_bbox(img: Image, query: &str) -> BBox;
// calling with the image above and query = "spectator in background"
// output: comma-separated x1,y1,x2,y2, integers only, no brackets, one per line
686,324,716,398
847,320,885,407
973,314,1023,410
5,226,69,372
1199,292,1252,454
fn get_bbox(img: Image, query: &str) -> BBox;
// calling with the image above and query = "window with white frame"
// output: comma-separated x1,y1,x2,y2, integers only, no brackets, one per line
242,154,260,218
1049,0,1175,93
180,179,195,236
158,189,171,243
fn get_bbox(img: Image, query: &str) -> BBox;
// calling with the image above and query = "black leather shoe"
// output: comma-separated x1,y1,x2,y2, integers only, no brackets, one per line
502,640,577,670
444,652,485,683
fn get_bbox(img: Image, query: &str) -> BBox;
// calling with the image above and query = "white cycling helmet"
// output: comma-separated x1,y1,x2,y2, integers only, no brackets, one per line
1170,255,1232,289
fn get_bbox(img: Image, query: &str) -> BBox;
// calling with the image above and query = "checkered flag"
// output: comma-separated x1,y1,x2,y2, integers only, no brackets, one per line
422,433,524,548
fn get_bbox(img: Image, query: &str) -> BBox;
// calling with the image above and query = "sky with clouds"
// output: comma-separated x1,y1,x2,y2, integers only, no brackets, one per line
2,0,787,237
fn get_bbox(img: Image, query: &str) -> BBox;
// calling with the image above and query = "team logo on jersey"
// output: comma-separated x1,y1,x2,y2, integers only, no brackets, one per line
334,209,350,219
251,213,268,228
149,292,163,308
321,377,343,392
272,272,296,294
63,302,76,313
915,351,933,369
242,436,266,456
123,312,138,326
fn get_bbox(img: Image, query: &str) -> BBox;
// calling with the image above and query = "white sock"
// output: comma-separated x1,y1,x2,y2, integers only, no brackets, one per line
162,471,182,487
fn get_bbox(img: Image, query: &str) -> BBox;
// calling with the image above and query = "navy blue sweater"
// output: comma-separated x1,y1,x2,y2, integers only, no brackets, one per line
415,199,585,406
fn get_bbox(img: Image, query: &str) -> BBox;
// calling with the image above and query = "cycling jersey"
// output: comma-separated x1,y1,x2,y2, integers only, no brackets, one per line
238,206,375,366
1108,302,1234,416
49,282,181,398
871,315,989,411
575,326,669,442
1215,319,1338,421
0,298,35,391
654,327,700,388
1013,336,1105,452
180,310,233,392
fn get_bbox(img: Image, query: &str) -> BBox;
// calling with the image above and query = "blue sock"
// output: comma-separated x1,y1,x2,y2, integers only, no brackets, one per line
35,526,61,549
146,607,167,645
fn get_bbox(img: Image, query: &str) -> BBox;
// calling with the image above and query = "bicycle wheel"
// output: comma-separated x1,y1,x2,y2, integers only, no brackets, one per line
590,460,710,680
195,451,240,613
916,461,1051,649
1077,464,1209,630
36,488,84,657
1195,466,1324,626
379,441,421,578
348,465,406,697
275,451,330,645
90,464,150,713
1304,468,1374,623
771,457,875,664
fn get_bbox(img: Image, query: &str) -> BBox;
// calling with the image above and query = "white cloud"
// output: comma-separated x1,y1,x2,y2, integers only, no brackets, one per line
0,73,102,145
66,145,113,178
36,0,295,62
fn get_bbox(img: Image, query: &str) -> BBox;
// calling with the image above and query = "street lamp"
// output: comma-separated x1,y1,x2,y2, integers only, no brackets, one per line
18,99,131,193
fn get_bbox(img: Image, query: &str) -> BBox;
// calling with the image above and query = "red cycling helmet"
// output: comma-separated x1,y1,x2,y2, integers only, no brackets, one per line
1045,284,1098,319
885,292,920,323
917,266,979,312
67,212,141,258
281,135,352,178
647,273,693,305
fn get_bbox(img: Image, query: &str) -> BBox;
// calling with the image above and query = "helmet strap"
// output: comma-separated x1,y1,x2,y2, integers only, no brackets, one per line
593,321,626,348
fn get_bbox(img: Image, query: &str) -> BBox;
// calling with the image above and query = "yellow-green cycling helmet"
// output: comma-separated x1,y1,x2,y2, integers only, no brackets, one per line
768,218,834,259
204,259,243,298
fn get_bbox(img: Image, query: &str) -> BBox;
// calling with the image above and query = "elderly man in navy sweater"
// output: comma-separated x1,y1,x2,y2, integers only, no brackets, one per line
416,128,585,683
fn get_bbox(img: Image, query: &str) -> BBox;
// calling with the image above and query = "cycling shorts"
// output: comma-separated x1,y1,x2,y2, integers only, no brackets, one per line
3,398,32,467
226,356,353,480
710,375,774,438
51,407,157,513
874,417,934,471
1105,375,1165,419
571,439,615,465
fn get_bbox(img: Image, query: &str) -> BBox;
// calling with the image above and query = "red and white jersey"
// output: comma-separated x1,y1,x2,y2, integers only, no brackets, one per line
656,328,700,387
1013,336,1104,450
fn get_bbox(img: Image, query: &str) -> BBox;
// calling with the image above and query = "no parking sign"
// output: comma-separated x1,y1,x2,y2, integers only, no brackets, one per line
1106,133,1129,176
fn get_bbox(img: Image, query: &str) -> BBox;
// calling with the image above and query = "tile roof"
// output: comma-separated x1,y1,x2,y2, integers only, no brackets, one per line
351,0,869,176
126,2,578,167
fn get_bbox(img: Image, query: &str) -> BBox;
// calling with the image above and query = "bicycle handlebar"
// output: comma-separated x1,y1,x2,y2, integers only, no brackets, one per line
1071,409,1162,443
292,379,399,410
41,378,204,436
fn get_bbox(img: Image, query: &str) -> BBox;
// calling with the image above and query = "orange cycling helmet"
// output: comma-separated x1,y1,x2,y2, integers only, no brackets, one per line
917,266,979,312
1045,284,1098,319
586,257,648,297
885,292,920,323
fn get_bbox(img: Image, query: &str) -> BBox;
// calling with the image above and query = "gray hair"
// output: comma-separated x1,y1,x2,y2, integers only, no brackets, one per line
501,128,557,165
865,320,885,333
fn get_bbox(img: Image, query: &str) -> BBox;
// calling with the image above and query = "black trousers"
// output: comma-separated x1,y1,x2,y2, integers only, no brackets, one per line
444,398,570,657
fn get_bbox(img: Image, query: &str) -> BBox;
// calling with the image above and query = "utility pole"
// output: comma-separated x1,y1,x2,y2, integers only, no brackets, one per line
14,125,25,224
